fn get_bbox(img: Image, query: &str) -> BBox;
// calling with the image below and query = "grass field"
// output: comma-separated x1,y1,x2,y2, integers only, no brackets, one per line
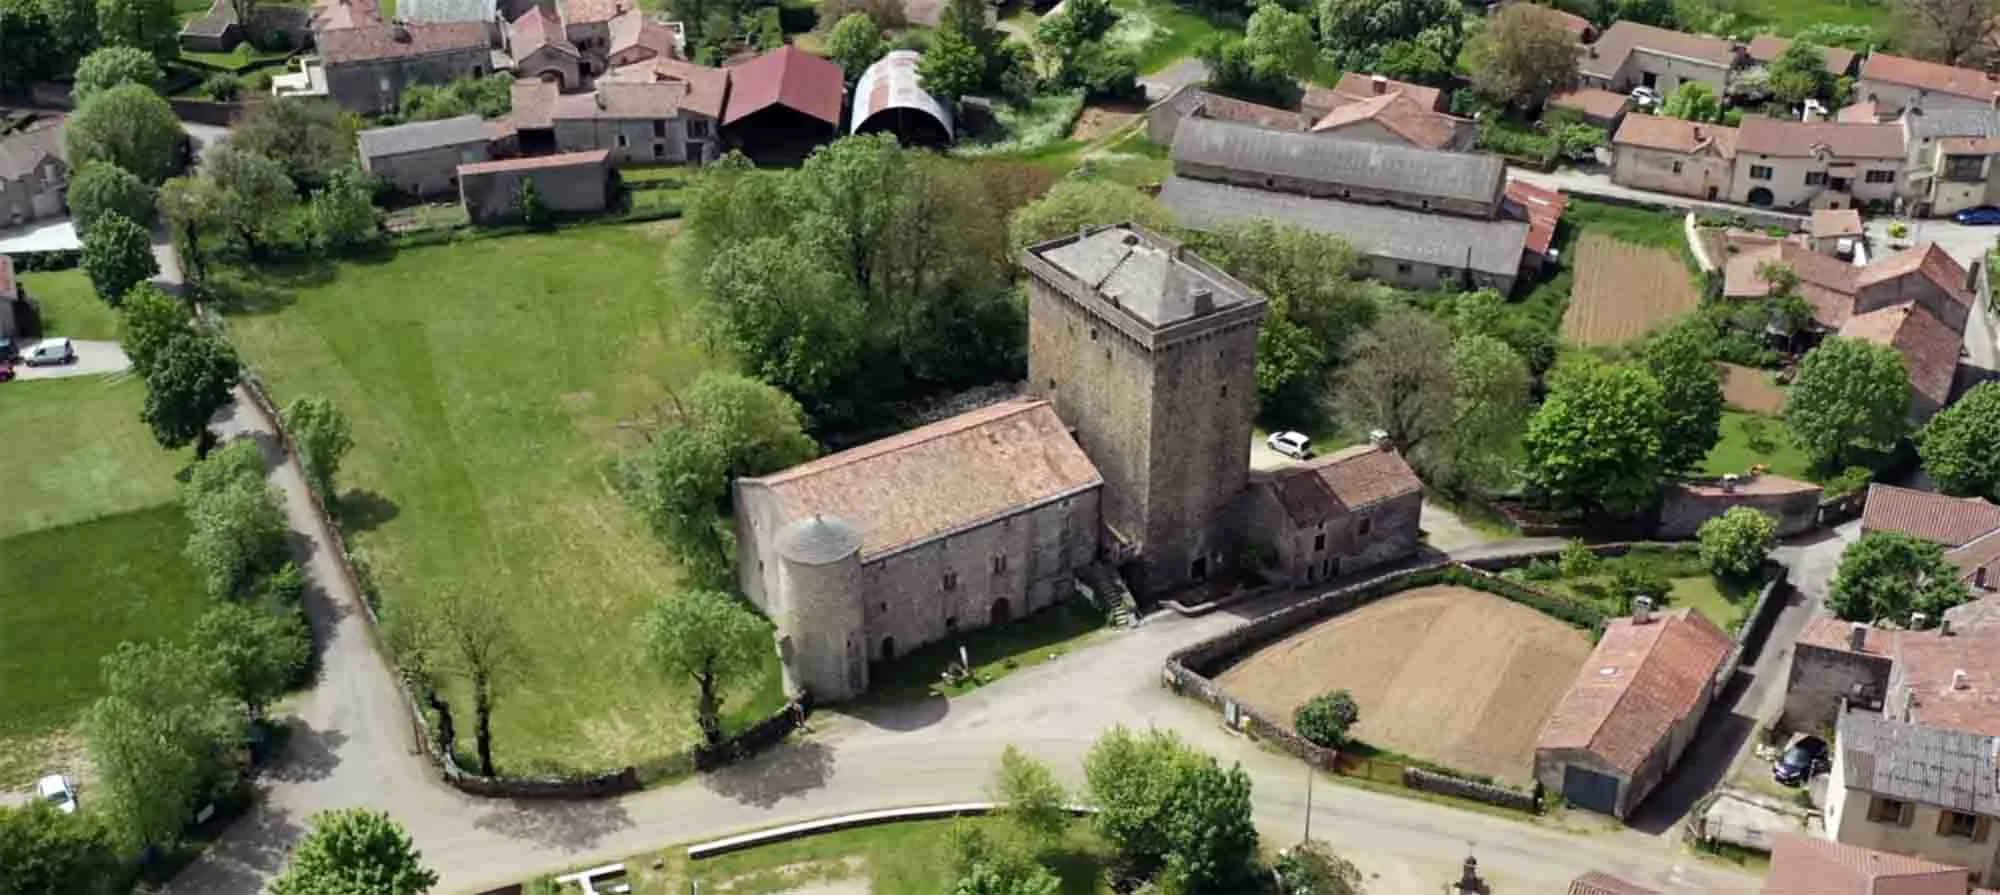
1702,410,1815,482
1535,546,1761,631
1110,0,1238,74
21,269,122,342
1216,585,1592,783
1561,233,1702,346
0,377,190,540
1733,0,1889,37
221,223,784,775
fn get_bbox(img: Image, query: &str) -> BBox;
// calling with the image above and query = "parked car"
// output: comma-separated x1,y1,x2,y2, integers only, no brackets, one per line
1954,206,2000,225
36,774,76,814
1629,86,1661,108
1773,735,1828,786
0,335,15,361
21,337,73,367
1266,431,1311,460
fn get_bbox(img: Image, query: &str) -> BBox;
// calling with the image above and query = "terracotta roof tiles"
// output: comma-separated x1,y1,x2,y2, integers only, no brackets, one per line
509,78,559,129
1536,608,1732,773
457,148,609,175
1550,87,1630,121
1506,179,1567,256
1761,834,1974,895
1613,115,1737,156
1862,51,2000,103
1857,242,1974,311
1747,35,1857,77
1328,71,1443,112
1891,627,2000,736
1861,483,2000,547
1838,303,1962,408
1583,21,1738,80
0,120,64,180
1796,615,1901,655
317,20,490,65
1735,117,1904,158
1267,444,1423,527
1309,91,1465,150
1811,208,1863,238
557,0,625,25
1569,872,1657,895
721,44,843,127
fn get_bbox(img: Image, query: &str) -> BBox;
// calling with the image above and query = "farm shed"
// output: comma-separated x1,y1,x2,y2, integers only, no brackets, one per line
850,50,952,147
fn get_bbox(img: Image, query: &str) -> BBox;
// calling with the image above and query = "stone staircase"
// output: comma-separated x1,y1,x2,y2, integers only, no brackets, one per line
1078,563,1139,628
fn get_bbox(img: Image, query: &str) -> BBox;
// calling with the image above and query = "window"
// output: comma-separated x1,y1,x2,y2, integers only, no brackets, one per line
1089,326,1099,341
1670,160,1684,175
616,134,628,148
1395,263,1413,275
1868,797,1911,826
942,571,958,591
1749,165,1774,181
1313,533,1326,552
1865,169,1896,184
1359,516,1372,536
688,119,710,138
991,554,1008,574
1946,155,1986,182
1942,810,1982,839
1804,171,1827,186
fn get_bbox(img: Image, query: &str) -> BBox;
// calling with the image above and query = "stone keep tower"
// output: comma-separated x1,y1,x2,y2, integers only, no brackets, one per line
1020,223,1267,597
770,514,867,701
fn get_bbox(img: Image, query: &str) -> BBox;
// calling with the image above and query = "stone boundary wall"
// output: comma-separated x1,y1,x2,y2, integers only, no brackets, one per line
1403,767,1540,812
1714,571,1788,692
1657,480,1823,540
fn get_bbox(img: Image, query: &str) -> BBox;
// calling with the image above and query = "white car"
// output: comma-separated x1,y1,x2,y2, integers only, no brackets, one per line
22,337,74,367
37,774,76,814
1266,431,1311,459
1629,86,1661,107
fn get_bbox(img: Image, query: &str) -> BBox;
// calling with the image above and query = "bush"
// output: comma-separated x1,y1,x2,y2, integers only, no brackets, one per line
1698,506,1778,578
202,72,243,101
1522,558,1560,581
1612,566,1671,612
1558,540,1600,578
1887,222,1909,239
1824,465,1873,500
1293,690,1359,748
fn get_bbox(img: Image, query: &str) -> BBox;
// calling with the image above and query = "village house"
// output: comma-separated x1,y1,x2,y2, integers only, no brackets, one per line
456,149,611,224
503,6,581,89
1902,109,2000,215
1728,117,1906,210
1535,605,1734,818
1864,484,2000,602
358,114,492,197
551,79,723,164
1144,86,1310,147
1860,52,2000,116
1507,179,1568,273
1307,91,1474,151
850,50,954,148
1746,35,1858,79
603,4,678,68
1144,77,1471,152
1580,20,1740,96
1549,87,1631,129
1243,442,1423,587
1762,834,1992,895
317,21,494,114
719,45,844,163
1611,115,1739,201
178,0,311,53
398,0,506,24
0,120,67,228
1827,711,2000,884
1306,72,1446,116
1501,2,1595,42
1809,208,1864,256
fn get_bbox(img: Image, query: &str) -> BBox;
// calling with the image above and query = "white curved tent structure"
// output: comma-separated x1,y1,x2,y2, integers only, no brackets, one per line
850,50,954,146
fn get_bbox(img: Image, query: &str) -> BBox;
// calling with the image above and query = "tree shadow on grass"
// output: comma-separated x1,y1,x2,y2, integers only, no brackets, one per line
472,797,636,851
701,738,834,809
336,489,400,534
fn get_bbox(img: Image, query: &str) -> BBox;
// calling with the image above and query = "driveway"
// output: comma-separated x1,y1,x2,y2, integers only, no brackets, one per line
0,217,80,253
1507,166,1807,226
12,340,130,380
1140,58,1209,102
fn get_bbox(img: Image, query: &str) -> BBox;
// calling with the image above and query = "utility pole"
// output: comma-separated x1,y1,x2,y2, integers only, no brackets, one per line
1302,761,1315,844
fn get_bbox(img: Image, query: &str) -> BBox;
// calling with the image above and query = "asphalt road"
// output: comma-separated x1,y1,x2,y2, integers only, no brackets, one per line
12,340,130,380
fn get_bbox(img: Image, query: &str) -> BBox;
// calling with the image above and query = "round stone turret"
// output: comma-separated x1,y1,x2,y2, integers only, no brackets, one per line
773,514,867,702
775,514,861,566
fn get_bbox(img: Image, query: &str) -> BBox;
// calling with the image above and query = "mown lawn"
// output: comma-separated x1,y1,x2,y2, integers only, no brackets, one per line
1733,0,1889,38
21,268,122,342
221,223,783,775
0,377,191,540
1531,545,1761,630
1702,410,1817,483
0,506,210,786
1110,0,1239,74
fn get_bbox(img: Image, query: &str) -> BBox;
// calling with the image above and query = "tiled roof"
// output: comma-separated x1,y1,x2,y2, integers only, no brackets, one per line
1948,531,2000,591
1862,51,2000,102
1583,20,1738,79
1796,615,1901,656
310,0,381,30
1309,91,1465,150
1715,361,1787,415
721,44,843,127
1890,627,2000,735
1722,241,1857,327
1515,3,1593,39
604,57,731,119
1505,179,1567,256
608,6,675,59
1329,71,1442,112
1172,117,1506,207
1837,100,1883,123
1940,135,2000,154
510,78,559,129
508,6,576,58
553,81,696,120
1811,208,1863,238
0,120,64,180
318,21,489,64
738,399,1101,559
1550,87,1630,120
1536,608,1732,773
1173,87,1309,131
357,114,488,158
1837,303,1961,408
398,0,494,23
1613,115,1737,156
1569,872,1657,895
1735,117,1905,158
557,0,625,25
1031,223,1261,329
1761,833,1973,895
1267,444,1422,527
457,148,609,175
1837,710,2000,813
1861,483,2000,547
1746,35,1857,77
1857,242,1974,312
0,255,15,301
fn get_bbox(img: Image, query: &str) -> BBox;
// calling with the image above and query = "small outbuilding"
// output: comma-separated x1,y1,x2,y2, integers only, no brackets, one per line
457,149,612,225
850,50,953,147
1243,442,1423,587
722,45,844,163
358,114,493,198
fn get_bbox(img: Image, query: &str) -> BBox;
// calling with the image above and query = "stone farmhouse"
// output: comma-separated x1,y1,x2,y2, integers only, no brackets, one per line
1828,711,2000,884
316,20,496,114
1611,116,1739,201
1610,115,1906,210
1859,52,2000,117
1243,442,1423,588
1723,242,1971,420
0,120,65,229
456,149,611,223
1580,21,1739,96
358,114,494,197
1535,605,1733,818
1145,74,1472,154
733,224,1425,702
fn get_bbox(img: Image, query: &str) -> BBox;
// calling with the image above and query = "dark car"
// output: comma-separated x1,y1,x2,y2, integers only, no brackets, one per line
1954,207,2000,225
0,336,14,361
1773,735,1828,786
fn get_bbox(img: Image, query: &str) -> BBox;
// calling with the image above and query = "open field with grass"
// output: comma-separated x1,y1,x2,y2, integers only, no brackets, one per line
21,268,122,342
1529,545,1764,632
1216,585,1592,783
0,377,190,539
1733,0,1889,37
1561,233,1702,346
220,223,783,775
1702,410,1815,482
1111,0,1238,74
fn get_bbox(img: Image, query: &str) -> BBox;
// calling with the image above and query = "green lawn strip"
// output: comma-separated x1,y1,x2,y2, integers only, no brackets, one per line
1669,575,1748,631
0,506,210,786
861,599,1110,704
1702,410,1816,483
1566,197,1686,251
0,377,191,540
1730,0,1887,37
222,223,782,775
1109,0,1238,75
21,268,122,342
957,90,1087,159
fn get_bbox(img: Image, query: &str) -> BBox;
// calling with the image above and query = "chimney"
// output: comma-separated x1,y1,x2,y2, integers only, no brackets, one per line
1721,473,1739,494
1955,669,1971,690
1942,616,1955,636
1191,286,1214,316
1978,566,1989,590
1371,74,1388,95
1368,429,1391,452
1849,621,1868,652
392,20,411,40
1913,612,1929,629
1904,687,1917,721
1634,596,1654,624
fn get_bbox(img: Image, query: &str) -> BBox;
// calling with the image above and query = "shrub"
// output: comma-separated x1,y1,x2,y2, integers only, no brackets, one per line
1293,690,1359,748
1823,465,1873,500
1698,506,1778,578
1888,222,1909,238
1612,566,1671,612
1558,540,1600,578
1522,558,1560,581
202,72,243,101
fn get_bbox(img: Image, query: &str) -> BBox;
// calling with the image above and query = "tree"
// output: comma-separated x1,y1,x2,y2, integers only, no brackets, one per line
994,745,1068,841
946,823,1062,895
1643,318,1723,475
517,177,550,229
67,161,156,234
284,395,354,500
1785,337,1909,470
1827,531,1971,625
0,0,62,91
95,0,176,59
65,82,184,184
1036,0,1134,95
826,12,884,81
201,71,242,101
71,44,157,102
1161,756,1257,891
819,0,904,31
303,164,381,255
0,802,117,895
1767,40,1833,106
1317,0,1462,76
1894,0,2000,66
1276,840,1364,895
119,282,190,378
183,440,289,598
204,145,298,257
1661,81,1723,121
188,602,310,715
1466,3,1580,107
79,211,157,305
1919,381,2000,499
1243,3,1317,82
1448,334,1531,493
429,589,519,777
1293,690,1359,748
140,330,241,455
1195,221,1374,416
231,97,358,191
638,589,772,745
1523,356,1666,514
1008,179,1173,249
700,236,865,403
40,0,100,66
1336,313,1454,469
1083,725,1254,886
84,641,241,849
1698,506,1778,578
917,26,985,99
269,809,438,895
158,175,225,283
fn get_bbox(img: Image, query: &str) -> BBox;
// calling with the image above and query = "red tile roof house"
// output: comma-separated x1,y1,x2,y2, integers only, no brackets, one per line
1860,51,2000,117
1727,117,1907,211
1761,834,1996,895
1865,483,2000,602
1569,872,1657,895
1240,442,1424,587
1534,605,1733,818
720,45,844,163
456,149,613,224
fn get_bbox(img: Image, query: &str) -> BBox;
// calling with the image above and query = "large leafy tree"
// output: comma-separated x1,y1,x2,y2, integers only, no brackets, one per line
119,282,191,377
284,395,355,500
1203,4,1314,104
230,97,359,191
1698,506,1778,578
79,211,158,306
139,330,242,455
946,823,1061,895
701,235,865,402
67,160,156,234
188,602,310,715
270,809,438,895
825,12,884,82
1317,0,1462,76
994,745,1068,841
1785,337,1909,470
1827,531,1971,625
0,0,61,90
41,0,100,68
427,588,520,777
1008,179,1172,249
1085,726,1199,867
203,145,298,258
1162,757,1257,892
158,175,227,283
1448,334,1531,493
0,802,117,895
1894,0,2000,66
1467,3,1581,108
1661,81,1723,121
1643,318,1724,475
95,0,176,59
1336,312,1454,469
65,82,184,184
638,589,773,745
1523,356,1666,514
919,18,988,98
71,44,158,102
84,641,241,849
1767,40,1833,105
303,164,382,255
1919,381,2000,499
1195,221,1375,416
1038,0,1136,96
183,440,288,599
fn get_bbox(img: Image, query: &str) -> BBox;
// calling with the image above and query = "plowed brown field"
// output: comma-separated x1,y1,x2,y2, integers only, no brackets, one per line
1561,233,1701,346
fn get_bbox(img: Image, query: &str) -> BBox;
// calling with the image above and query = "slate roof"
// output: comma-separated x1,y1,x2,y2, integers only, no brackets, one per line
1761,834,1975,895
1171,117,1506,207
1906,107,2000,144
317,21,490,64
722,44,843,127
1569,872,1658,895
1837,710,2000,815
1030,223,1263,329
0,120,64,180
1583,20,1738,80
1862,52,2000,103
399,0,495,23
738,399,1102,560
1309,91,1465,150
1549,87,1630,121
1159,176,1531,279
1735,117,1905,158
357,114,488,158
1862,484,2000,547
1838,303,1962,408
1536,608,1733,773
1613,115,1738,156
1812,208,1863,238
1746,35,1857,77
458,148,609,174
1267,444,1423,527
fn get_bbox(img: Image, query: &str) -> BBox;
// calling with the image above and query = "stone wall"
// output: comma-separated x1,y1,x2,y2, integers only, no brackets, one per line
1403,767,1540,812
1782,640,1890,733
1657,480,1823,539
